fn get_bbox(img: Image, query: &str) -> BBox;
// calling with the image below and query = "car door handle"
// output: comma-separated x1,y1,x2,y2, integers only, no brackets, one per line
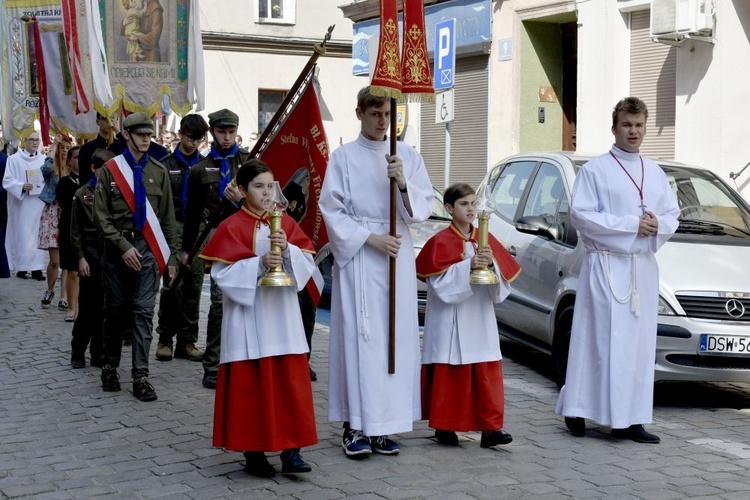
508,246,517,256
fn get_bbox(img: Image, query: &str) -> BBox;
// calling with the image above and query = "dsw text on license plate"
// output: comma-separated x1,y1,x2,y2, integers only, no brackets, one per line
700,334,750,354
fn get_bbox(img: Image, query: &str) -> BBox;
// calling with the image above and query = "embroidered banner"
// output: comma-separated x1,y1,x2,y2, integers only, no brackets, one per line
0,0,98,140
98,0,203,117
259,77,329,252
401,0,434,103
369,0,401,100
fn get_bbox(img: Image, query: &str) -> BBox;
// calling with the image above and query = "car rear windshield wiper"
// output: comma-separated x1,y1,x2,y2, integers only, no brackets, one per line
677,219,750,237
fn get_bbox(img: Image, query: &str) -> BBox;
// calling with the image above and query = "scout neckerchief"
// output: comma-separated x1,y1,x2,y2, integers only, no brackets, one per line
122,148,149,230
210,143,239,198
173,147,201,217
105,156,171,275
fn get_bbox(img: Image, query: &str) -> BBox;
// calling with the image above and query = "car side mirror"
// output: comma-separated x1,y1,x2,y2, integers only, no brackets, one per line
515,215,561,241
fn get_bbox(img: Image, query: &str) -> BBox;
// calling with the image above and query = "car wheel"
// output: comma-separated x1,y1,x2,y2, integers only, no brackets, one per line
552,306,574,389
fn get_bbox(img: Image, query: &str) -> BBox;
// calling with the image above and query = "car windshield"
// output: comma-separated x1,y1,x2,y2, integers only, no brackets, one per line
663,166,750,238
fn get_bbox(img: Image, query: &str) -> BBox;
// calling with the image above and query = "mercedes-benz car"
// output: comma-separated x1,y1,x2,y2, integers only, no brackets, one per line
480,152,750,386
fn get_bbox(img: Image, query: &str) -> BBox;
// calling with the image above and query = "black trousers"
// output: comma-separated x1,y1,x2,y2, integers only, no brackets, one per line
71,242,103,362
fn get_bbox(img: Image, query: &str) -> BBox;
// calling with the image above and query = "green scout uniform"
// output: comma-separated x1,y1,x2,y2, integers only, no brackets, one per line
155,151,205,349
70,180,104,366
182,109,249,382
94,139,178,380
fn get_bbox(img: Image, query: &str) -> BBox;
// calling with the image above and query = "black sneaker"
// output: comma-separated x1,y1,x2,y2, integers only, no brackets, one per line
434,429,459,446
41,290,54,308
133,377,157,402
342,428,372,458
101,365,121,392
280,449,312,473
243,452,276,478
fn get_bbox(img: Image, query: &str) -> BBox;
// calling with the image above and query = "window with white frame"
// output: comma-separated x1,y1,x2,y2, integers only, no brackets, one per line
257,0,296,24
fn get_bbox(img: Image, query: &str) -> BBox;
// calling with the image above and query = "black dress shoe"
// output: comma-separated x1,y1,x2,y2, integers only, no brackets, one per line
611,424,660,444
434,429,459,446
480,430,513,448
309,366,317,381
565,417,586,437
31,270,45,281
244,452,276,478
280,449,312,473
16,271,28,279
71,356,86,369
202,371,217,389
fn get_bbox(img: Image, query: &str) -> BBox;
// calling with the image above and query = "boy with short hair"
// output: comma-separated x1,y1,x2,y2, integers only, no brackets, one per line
320,86,434,458
154,114,210,363
416,183,520,447
182,109,250,389
70,148,115,368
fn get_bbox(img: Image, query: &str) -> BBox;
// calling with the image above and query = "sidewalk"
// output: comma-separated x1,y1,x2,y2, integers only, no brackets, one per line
2,276,750,499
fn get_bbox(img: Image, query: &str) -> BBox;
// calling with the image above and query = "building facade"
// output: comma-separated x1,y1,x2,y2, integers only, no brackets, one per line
199,1,363,149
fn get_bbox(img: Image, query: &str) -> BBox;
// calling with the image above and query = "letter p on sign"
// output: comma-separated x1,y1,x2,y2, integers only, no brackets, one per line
434,18,455,90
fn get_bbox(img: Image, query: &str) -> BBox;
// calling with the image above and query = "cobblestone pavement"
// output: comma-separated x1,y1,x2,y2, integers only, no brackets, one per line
3,276,750,499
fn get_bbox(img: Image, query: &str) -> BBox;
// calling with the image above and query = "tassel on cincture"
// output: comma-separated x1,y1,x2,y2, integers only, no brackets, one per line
631,291,640,318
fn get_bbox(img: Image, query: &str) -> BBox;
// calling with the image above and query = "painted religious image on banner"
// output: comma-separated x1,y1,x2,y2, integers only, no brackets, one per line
114,0,167,63
283,168,311,223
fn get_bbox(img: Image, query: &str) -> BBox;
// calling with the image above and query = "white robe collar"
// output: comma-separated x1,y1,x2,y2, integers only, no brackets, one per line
610,144,641,162
356,133,390,151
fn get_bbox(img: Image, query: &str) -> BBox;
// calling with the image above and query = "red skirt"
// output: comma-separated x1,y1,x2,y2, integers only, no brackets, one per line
421,361,505,432
213,354,318,452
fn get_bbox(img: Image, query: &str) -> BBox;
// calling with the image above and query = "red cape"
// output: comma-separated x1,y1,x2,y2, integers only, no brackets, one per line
200,205,315,264
416,223,521,282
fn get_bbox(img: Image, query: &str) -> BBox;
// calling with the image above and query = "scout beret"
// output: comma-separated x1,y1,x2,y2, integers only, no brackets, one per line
122,112,154,133
208,109,239,128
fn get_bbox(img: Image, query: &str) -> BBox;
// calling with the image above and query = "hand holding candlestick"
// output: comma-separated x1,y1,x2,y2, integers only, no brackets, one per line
259,181,295,287
470,185,499,285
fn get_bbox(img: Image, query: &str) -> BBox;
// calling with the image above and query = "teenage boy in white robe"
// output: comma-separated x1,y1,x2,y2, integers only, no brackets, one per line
556,97,680,444
320,86,433,458
416,183,520,448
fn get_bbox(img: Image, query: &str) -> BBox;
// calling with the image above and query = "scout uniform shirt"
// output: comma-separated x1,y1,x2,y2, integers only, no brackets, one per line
94,156,178,260
71,181,99,260
181,149,250,253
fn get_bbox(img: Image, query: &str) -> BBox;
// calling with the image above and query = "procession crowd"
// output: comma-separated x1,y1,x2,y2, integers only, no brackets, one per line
0,90,678,478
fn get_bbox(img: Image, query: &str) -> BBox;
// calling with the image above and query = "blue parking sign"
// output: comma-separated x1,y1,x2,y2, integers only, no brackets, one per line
434,19,456,90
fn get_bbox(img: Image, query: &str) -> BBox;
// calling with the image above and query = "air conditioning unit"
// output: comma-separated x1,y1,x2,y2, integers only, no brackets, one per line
650,0,714,39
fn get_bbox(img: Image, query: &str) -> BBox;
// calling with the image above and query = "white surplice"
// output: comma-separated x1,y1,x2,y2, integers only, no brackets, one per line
422,245,511,365
556,146,679,428
320,134,434,436
210,224,316,364
2,149,47,271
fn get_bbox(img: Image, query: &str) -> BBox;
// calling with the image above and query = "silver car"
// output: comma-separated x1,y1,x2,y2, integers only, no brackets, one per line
480,152,750,386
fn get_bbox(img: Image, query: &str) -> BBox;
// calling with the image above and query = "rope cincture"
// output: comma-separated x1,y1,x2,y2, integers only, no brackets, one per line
586,249,643,317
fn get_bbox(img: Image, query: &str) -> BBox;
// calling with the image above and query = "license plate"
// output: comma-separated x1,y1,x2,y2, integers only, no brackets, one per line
700,334,750,355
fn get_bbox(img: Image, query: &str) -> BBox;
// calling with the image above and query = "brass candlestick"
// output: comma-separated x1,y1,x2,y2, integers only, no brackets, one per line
470,185,498,285
469,211,499,285
259,182,294,287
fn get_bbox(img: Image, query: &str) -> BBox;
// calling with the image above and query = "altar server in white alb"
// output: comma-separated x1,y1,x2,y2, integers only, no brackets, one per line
416,183,521,448
2,131,48,277
320,86,433,458
200,160,318,477
556,97,679,444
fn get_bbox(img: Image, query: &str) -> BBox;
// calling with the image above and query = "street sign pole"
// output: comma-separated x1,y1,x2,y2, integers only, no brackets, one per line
445,122,451,190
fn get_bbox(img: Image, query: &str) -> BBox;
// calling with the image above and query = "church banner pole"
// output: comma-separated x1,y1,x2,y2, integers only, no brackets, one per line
172,25,335,289
388,98,398,374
